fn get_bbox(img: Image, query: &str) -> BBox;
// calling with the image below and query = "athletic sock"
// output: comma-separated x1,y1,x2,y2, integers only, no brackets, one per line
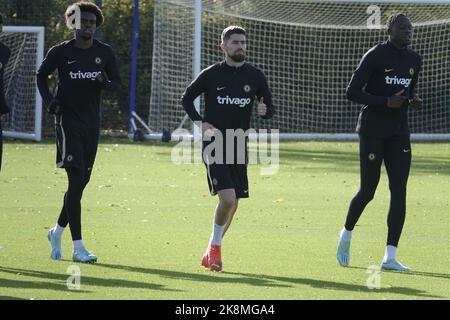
53,224,65,238
73,240,85,251
340,227,352,241
383,245,397,262
210,223,225,246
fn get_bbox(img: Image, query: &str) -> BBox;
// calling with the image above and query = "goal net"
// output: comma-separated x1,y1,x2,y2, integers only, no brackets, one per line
148,0,450,140
1,26,44,141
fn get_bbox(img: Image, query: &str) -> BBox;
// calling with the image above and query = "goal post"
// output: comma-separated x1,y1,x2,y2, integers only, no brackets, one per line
1,26,44,142
146,0,450,141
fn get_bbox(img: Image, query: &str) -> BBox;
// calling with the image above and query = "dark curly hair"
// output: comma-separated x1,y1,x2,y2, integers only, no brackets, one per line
65,1,104,29
386,13,409,34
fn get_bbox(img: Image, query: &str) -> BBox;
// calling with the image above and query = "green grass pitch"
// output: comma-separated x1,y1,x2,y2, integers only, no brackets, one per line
0,138,449,300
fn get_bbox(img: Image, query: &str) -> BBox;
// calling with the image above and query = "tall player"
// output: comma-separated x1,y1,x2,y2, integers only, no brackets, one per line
337,14,422,271
36,2,120,263
0,13,11,173
181,26,275,272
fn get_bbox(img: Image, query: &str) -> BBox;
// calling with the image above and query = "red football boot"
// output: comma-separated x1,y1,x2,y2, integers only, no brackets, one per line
201,244,222,272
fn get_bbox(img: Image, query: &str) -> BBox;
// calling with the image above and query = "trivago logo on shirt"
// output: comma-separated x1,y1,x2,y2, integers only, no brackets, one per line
69,70,102,80
385,75,412,88
217,95,251,108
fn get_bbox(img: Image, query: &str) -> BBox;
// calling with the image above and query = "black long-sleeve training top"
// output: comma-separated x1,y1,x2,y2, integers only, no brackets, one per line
347,40,422,137
36,38,121,128
0,41,11,115
181,61,275,133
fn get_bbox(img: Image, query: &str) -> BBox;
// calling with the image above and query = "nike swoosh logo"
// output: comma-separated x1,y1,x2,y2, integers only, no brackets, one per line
403,149,411,153
68,60,76,64
385,68,394,73
217,87,226,91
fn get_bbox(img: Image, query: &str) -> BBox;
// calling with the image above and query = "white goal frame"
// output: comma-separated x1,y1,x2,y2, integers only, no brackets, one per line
143,0,450,142
2,26,45,141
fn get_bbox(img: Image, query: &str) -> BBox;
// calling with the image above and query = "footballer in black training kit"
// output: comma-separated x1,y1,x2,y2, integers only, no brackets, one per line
36,1,120,263
0,13,11,173
337,13,422,272
182,25,275,272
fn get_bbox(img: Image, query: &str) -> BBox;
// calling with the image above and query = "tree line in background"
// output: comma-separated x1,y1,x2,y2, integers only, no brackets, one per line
0,0,154,136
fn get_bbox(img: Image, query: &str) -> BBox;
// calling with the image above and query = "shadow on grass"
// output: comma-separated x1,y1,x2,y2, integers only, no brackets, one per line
347,266,450,280
0,266,179,293
95,263,291,289
128,142,450,176
278,147,450,175
95,263,442,298
0,296,27,300
6,138,449,175
0,277,90,293
224,271,444,299
0,263,445,298
406,270,450,280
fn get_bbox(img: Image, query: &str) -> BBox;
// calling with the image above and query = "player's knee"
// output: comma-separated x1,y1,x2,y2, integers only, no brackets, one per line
66,188,83,203
357,188,376,203
389,184,407,194
220,197,237,211
67,176,85,199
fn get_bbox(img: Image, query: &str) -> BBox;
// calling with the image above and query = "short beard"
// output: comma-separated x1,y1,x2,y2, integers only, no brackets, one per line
229,53,245,63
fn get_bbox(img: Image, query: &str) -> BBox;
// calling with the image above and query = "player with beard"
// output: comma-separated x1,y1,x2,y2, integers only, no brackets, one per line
181,26,275,272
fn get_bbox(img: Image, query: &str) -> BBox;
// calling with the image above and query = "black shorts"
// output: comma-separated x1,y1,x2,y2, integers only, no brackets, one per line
204,162,249,198
55,115,99,171
202,135,249,198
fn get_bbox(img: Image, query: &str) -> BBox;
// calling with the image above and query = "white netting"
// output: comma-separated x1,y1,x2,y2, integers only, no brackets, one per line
149,0,450,136
0,27,42,140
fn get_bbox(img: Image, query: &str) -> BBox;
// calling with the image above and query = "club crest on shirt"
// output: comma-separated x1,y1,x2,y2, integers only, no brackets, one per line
212,178,218,186
243,85,251,93
66,155,74,162
409,68,414,75
368,153,376,161
0,61,2,70
95,57,102,65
